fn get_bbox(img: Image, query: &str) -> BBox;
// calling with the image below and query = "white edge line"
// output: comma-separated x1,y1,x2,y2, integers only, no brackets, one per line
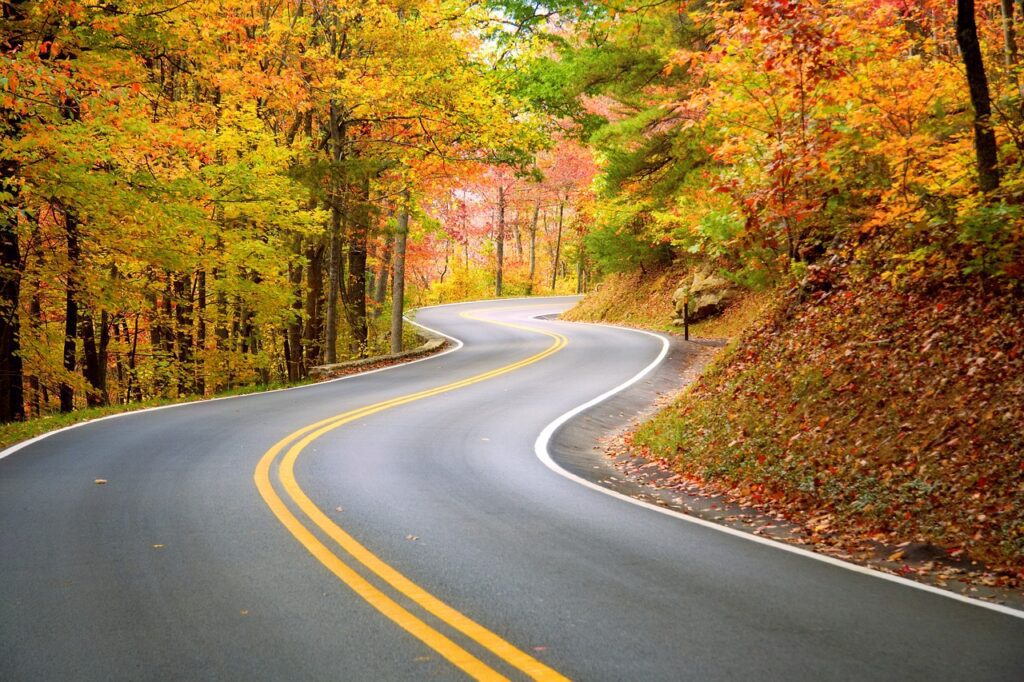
0,310,467,463
532,319,1024,621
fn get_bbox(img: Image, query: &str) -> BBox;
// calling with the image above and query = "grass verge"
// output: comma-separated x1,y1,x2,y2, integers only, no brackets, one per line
0,379,313,453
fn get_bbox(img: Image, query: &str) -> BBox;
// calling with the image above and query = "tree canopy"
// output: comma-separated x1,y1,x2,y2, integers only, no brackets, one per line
2,0,1021,421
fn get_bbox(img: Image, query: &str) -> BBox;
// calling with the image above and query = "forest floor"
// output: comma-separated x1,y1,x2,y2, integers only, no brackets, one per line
563,264,1024,605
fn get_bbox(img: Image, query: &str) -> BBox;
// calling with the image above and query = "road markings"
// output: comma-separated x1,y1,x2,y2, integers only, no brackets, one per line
255,307,572,681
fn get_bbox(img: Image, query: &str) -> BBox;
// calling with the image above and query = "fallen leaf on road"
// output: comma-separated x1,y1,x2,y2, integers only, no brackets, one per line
94,479,107,485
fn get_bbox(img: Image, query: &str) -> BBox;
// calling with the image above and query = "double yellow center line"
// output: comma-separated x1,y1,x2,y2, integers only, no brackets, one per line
253,308,571,681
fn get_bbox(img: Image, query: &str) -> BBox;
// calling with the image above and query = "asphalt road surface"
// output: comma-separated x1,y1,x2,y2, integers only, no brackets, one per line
2,297,1022,681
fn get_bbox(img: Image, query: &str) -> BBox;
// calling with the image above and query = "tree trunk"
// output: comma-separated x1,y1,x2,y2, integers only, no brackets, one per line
174,273,193,395
495,185,505,297
576,246,586,295
27,290,41,416
80,312,108,407
324,103,347,364
99,310,109,397
439,239,450,284
957,0,1001,192
196,269,206,395
323,211,342,364
527,199,539,295
231,297,242,356
1002,0,1019,67
112,318,125,403
160,278,174,356
213,264,229,351
372,236,391,318
0,198,23,422
239,295,255,356
324,206,342,364
303,242,324,367
551,201,564,291
127,315,142,402
60,212,80,413
390,190,410,355
1002,0,1024,109
513,206,523,261
286,237,304,381
345,178,370,356
0,0,28,423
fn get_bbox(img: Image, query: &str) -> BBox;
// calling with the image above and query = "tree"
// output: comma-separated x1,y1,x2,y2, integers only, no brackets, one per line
390,190,410,354
957,0,1001,192
0,0,29,422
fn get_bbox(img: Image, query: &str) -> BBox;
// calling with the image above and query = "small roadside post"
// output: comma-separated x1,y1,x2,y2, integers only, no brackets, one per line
683,296,689,341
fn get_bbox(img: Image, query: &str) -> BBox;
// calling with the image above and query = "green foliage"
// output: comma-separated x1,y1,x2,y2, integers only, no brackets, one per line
516,56,607,138
585,210,670,274
957,202,1024,278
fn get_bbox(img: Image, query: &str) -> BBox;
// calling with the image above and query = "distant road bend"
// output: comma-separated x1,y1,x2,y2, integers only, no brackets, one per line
2,297,1022,681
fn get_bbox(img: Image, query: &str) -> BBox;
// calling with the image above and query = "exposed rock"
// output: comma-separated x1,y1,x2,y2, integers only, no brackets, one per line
672,268,739,324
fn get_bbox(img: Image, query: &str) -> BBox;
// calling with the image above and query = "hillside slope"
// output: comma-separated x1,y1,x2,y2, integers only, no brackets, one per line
569,265,1024,579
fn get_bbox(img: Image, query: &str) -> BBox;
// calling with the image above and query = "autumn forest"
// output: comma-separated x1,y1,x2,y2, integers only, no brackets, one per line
2,0,1022,431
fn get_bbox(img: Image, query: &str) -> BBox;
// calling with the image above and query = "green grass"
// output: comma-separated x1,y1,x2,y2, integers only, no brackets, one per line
0,378,314,452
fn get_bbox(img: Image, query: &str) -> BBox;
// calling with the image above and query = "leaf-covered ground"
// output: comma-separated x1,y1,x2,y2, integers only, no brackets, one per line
633,271,1024,579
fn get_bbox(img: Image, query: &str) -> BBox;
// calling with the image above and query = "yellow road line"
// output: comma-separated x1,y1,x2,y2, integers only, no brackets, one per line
254,308,571,681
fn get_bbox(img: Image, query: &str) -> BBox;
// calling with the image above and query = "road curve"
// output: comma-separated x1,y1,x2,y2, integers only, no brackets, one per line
2,297,1022,681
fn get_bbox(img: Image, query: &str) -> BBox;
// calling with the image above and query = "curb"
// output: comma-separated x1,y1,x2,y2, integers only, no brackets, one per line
308,331,447,380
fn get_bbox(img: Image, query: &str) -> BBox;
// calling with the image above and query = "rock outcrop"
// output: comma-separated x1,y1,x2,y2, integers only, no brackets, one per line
672,268,739,324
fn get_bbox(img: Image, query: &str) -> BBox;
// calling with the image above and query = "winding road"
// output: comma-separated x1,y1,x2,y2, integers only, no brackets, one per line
2,297,1023,680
